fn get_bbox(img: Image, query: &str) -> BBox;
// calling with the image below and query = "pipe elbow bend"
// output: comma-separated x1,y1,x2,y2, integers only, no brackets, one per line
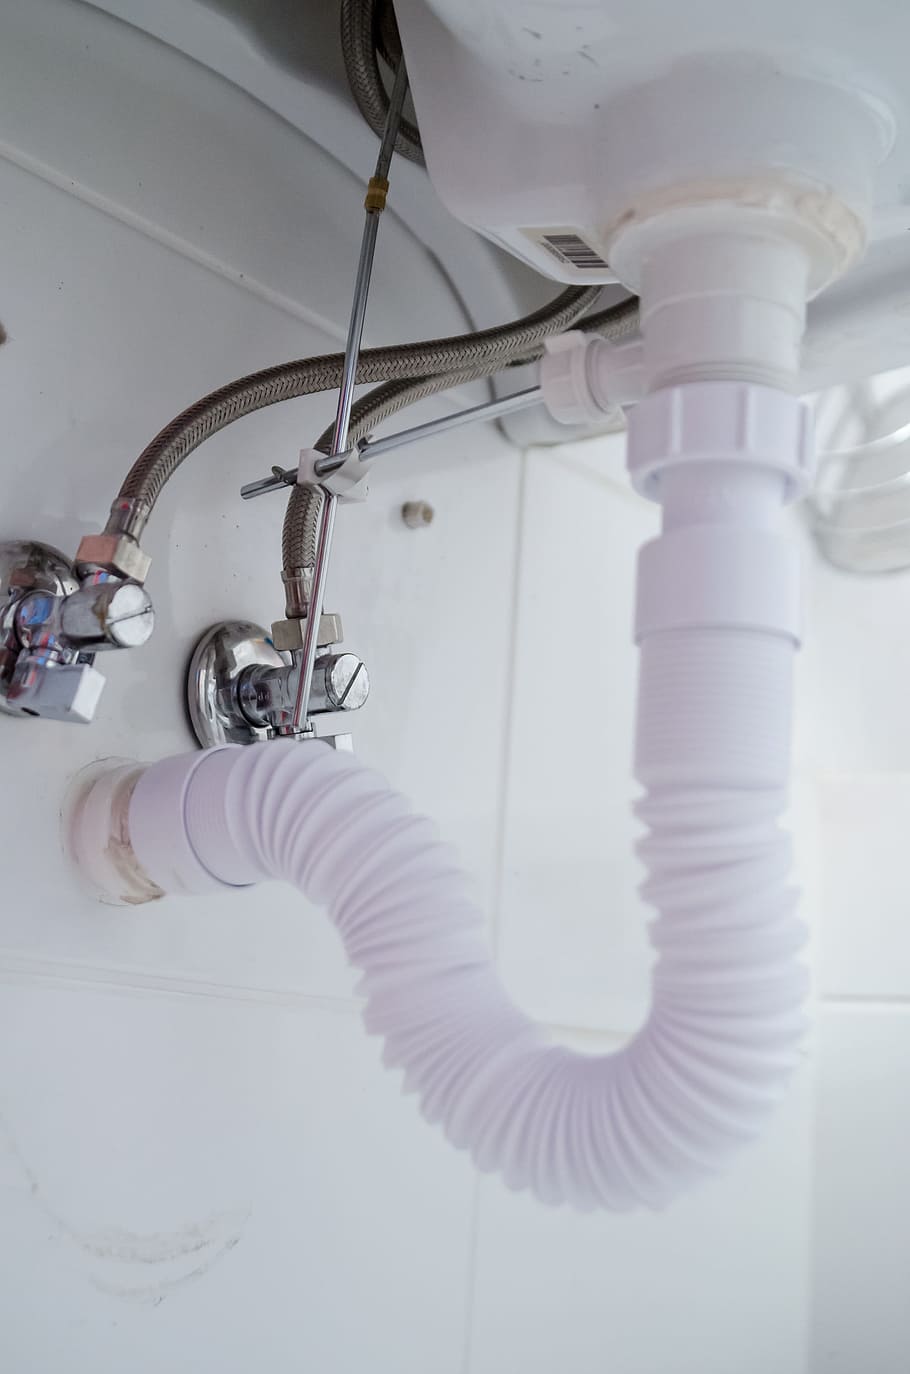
91,702,804,1211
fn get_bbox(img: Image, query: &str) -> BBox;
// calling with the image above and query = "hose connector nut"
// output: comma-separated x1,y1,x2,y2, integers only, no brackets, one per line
75,533,151,584
270,613,344,652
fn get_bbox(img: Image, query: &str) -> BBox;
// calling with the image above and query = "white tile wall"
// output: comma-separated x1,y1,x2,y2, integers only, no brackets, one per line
469,1070,812,1374
496,447,659,1036
801,557,910,773
811,1008,910,1374
814,774,910,999
799,526,910,1368
0,981,476,1373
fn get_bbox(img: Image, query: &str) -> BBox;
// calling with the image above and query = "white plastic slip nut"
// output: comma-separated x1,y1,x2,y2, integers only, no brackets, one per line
541,331,643,426
628,382,815,501
541,332,604,425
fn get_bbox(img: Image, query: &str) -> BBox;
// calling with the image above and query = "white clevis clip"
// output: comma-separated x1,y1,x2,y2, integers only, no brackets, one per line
297,445,374,503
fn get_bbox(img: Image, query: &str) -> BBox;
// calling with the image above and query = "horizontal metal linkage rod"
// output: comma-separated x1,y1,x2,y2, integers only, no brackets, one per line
240,385,543,500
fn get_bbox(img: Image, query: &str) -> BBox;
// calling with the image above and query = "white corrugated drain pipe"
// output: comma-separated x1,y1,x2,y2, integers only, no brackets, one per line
71,209,828,1210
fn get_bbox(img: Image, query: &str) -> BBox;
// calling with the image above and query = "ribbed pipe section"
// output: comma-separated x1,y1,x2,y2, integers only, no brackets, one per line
127,619,804,1213
635,629,794,785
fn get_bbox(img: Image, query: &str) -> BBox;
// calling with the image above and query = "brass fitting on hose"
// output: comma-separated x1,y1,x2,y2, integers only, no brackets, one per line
364,175,389,213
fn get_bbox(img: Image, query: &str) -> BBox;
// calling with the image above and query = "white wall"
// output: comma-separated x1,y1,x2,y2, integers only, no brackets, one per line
0,3,907,1371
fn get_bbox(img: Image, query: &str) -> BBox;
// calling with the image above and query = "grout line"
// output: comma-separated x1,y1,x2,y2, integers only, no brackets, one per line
458,1174,483,1374
0,950,646,1038
820,993,910,1010
0,949,365,1013
544,444,642,504
0,144,482,415
487,449,529,960
0,137,351,344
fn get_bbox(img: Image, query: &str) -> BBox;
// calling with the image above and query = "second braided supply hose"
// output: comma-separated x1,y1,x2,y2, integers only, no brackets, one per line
93,369,813,1211
107,285,631,542
281,298,639,574
341,0,425,165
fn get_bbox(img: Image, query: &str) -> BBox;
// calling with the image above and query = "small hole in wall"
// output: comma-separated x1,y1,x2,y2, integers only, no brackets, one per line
0,321,7,345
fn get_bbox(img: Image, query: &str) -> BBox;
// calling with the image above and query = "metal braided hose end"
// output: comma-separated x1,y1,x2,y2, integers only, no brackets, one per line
341,0,424,165
281,483,328,608
373,0,405,71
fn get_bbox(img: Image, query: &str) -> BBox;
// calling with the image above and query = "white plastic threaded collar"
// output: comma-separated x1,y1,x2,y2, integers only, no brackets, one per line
628,382,814,501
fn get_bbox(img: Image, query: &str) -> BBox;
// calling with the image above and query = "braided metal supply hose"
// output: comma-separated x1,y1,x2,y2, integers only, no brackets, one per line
98,0,641,611
341,0,425,165
282,296,640,571
109,285,609,541
316,296,641,460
